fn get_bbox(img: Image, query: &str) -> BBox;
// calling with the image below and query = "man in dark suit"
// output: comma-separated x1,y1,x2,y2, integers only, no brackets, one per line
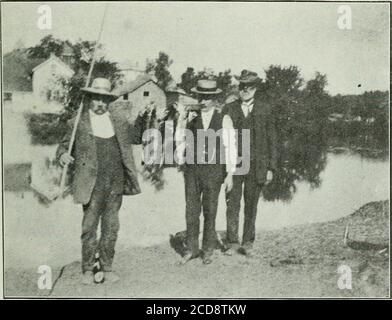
222,70,278,256
57,78,142,284
175,79,236,265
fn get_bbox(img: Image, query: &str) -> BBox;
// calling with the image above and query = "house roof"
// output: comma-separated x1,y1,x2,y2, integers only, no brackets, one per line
3,49,45,92
32,53,74,75
113,74,157,96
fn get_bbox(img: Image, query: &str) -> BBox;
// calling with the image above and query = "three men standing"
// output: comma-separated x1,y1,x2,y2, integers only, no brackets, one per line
57,69,277,282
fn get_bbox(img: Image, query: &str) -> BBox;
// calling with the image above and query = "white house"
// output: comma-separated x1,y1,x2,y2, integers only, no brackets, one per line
3,50,74,114
31,53,74,113
113,74,167,120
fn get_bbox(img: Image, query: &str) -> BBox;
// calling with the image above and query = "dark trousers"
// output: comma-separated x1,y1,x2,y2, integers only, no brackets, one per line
225,162,262,245
81,188,122,272
184,165,222,256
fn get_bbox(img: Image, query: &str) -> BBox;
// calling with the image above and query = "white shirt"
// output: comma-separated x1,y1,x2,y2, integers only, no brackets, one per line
175,108,237,173
222,114,237,174
200,107,215,129
241,98,254,117
89,110,115,138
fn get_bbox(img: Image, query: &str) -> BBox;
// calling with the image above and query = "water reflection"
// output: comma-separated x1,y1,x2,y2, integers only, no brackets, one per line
253,152,389,230
4,152,389,268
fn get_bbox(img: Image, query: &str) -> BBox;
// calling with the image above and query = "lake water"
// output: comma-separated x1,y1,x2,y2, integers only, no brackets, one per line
4,151,389,269
2,109,390,269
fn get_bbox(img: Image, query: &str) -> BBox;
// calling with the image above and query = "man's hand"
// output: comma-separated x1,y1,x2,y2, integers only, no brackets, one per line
59,153,74,167
157,108,170,121
174,102,187,120
138,102,155,117
174,102,198,122
224,173,233,193
265,170,273,185
188,111,198,122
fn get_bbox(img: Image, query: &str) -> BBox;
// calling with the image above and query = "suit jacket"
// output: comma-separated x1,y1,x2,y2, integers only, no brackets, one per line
56,105,143,204
222,97,278,184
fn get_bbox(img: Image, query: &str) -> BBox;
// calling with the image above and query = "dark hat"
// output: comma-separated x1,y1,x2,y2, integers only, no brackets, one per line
81,78,118,98
235,70,260,84
191,79,222,95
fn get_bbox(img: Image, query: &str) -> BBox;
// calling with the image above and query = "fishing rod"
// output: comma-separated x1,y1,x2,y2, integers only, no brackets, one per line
58,4,109,197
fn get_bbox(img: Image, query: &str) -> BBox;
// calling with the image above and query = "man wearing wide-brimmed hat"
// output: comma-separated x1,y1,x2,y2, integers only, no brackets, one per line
222,70,278,256
175,79,237,265
57,78,143,285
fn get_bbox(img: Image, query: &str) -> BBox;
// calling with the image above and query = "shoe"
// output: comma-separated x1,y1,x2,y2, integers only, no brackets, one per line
179,252,194,265
94,270,105,283
81,271,94,285
202,256,213,265
224,243,240,256
202,251,213,265
238,243,254,256
103,271,120,283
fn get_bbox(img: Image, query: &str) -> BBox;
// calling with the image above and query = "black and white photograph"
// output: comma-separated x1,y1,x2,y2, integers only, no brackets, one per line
0,1,390,299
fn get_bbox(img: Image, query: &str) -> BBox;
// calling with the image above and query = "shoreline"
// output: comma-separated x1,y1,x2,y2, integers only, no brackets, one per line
5,200,389,298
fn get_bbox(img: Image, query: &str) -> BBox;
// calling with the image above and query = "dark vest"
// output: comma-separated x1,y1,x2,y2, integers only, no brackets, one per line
94,135,124,194
224,102,256,162
185,109,226,183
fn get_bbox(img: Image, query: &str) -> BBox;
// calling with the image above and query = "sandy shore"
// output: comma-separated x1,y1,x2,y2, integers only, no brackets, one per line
4,200,389,298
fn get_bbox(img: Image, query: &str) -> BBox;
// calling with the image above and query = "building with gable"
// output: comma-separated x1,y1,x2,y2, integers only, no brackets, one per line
3,49,74,113
113,74,167,119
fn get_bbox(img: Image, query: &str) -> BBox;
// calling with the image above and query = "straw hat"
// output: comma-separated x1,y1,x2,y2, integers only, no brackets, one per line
191,79,222,95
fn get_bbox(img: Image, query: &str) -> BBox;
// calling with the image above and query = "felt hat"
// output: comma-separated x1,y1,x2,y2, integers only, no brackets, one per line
234,69,260,84
81,78,118,98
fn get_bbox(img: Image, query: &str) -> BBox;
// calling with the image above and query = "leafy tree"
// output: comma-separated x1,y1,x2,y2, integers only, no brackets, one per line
261,66,329,202
262,65,303,96
28,35,65,59
146,51,173,90
305,72,327,96
325,90,389,154
216,69,234,97
261,65,304,142
179,67,196,94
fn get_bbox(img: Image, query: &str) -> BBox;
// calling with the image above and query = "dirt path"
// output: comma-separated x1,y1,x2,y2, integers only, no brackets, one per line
5,201,389,298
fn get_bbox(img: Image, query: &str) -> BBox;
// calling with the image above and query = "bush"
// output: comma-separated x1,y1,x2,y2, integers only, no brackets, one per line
24,112,69,145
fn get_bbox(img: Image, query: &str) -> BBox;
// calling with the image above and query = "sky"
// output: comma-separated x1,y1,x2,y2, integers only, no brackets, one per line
1,1,390,95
